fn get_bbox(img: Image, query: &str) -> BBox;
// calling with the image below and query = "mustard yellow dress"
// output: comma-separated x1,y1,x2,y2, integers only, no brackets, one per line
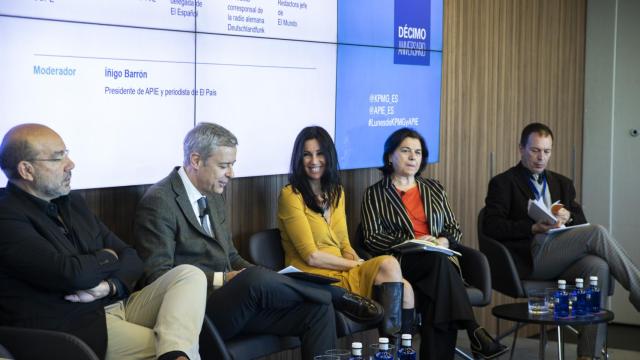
278,185,393,298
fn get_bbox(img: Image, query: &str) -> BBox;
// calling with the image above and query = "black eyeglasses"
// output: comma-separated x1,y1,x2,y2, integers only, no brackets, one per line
26,149,70,162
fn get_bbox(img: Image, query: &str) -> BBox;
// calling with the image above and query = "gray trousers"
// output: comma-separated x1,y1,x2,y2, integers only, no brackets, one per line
530,224,640,357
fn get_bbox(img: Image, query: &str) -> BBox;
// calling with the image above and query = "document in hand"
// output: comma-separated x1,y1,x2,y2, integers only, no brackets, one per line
547,222,591,234
527,198,557,224
390,239,462,257
277,266,339,284
527,199,591,234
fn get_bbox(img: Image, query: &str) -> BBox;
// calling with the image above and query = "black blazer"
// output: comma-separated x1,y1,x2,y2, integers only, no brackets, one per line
483,162,587,277
0,183,143,359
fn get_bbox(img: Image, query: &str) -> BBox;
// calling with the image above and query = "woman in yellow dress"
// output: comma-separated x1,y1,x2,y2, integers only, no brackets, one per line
278,126,415,337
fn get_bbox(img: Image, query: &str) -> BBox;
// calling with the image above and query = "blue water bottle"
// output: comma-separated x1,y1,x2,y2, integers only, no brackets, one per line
349,341,363,360
572,278,588,316
397,334,417,360
374,337,393,360
587,276,601,313
554,279,570,318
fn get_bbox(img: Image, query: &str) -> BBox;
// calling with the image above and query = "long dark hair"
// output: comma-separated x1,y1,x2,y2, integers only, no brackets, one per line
288,126,342,213
380,127,429,176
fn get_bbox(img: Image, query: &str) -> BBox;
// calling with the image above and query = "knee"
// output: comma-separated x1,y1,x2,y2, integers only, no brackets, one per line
402,279,414,298
240,267,280,289
171,264,207,285
378,255,401,275
588,224,611,243
594,224,609,237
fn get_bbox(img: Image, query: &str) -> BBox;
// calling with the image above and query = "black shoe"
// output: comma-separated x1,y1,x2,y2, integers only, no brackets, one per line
335,291,384,323
470,327,509,359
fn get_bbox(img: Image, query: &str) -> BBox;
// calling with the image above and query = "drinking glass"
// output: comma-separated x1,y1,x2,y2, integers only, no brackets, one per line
325,349,351,359
528,288,549,314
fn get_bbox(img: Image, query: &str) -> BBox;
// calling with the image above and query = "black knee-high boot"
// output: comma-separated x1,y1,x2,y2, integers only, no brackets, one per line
373,282,403,337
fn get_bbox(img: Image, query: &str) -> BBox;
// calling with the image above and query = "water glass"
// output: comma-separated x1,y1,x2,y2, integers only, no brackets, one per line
325,349,351,359
528,289,549,314
546,288,556,310
313,355,340,360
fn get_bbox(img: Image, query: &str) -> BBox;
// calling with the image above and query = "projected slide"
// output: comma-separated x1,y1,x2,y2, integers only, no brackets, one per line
0,17,195,188
0,0,444,188
199,0,337,42
338,0,443,51
0,0,199,31
195,35,336,177
335,46,442,169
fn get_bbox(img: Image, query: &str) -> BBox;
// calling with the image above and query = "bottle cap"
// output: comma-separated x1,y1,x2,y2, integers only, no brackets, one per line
401,334,412,340
558,279,566,285
576,278,583,283
352,342,362,349
378,337,389,344
590,276,598,281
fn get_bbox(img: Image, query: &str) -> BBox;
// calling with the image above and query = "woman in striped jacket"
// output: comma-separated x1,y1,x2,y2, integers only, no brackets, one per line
361,128,506,360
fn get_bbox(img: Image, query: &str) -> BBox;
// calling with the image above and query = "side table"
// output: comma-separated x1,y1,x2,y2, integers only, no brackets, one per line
492,303,614,360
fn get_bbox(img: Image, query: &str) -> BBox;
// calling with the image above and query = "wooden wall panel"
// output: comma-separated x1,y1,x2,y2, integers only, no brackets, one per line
438,0,586,334
76,0,586,355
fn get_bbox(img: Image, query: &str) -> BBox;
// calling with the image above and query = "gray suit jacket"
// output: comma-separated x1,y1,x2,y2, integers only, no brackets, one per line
134,167,252,287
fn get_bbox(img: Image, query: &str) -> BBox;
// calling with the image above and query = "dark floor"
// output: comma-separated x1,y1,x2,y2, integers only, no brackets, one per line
531,323,640,352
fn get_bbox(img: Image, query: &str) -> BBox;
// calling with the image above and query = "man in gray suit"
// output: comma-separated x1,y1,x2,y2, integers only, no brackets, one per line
133,122,337,359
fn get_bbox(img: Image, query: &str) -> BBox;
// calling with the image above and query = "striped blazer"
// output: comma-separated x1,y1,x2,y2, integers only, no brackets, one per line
361,176,462,255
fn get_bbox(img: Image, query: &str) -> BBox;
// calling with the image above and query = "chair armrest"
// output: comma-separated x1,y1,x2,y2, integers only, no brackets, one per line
199,315,233,360
0,326,99,360
458,244,492,306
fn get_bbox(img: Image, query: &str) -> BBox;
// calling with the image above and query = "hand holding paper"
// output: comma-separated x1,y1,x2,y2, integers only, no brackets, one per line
527,198,558,225
528,199,589,234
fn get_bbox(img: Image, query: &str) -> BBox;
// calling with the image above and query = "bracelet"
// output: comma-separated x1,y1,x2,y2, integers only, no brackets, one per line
107,279,116,296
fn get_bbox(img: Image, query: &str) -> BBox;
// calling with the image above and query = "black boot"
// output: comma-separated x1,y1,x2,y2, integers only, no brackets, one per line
469,327,508,359
373,282,403,338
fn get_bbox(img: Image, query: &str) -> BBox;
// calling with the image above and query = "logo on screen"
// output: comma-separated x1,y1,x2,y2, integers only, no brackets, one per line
394,0,431,65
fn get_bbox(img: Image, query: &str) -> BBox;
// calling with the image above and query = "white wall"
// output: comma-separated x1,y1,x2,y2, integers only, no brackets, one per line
583,0,640,325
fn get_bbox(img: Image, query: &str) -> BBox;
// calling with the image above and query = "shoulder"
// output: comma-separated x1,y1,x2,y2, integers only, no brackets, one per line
0,189,26,219
66,192,93,214
279,184,303,205
364,178,385,194
279,184,298,198
547,170,574,186
418,177,444,190
138,171,178,209
490,165,519,186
